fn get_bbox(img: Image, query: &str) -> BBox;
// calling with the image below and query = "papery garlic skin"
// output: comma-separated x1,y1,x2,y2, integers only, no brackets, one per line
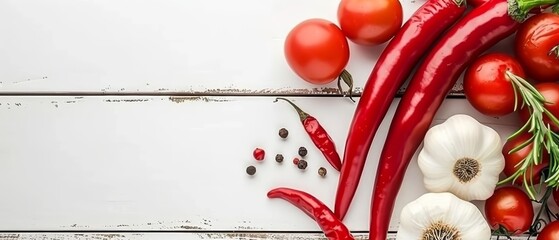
396,192,491,240
418,114,504,201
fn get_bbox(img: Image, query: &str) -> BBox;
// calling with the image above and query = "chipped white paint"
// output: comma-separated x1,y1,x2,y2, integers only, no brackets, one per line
0,233,533,240
0,96,521,233
0,0,513,94
0,0,530,238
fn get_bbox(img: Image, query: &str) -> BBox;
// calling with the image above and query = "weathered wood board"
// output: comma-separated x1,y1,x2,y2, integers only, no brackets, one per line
0,0,534,239
0,96,520,233
0,0,514,95
0,233,532,240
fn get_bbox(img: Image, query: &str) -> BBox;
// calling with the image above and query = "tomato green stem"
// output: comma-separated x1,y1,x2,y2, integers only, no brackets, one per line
508,0,559,22
337,69,355,103
529,187,553,235
549,45,559,60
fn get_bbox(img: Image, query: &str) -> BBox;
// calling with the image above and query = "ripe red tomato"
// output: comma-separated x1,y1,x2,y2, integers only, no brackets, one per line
463,53,526,117
337,0,403,46
485,186,534,235
518,82,559,132
538,221,559,240
502,132,549,185
515,13,559,83
284,19,350,84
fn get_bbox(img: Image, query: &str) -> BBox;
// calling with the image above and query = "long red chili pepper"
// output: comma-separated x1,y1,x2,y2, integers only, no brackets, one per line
333,0,467,220
267,187,354,240
367,0,557,238
274,97,342,171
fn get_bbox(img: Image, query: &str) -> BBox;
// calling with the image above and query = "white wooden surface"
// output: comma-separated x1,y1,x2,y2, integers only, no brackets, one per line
0,0,526,239
0,0,514,95
0,97,519,230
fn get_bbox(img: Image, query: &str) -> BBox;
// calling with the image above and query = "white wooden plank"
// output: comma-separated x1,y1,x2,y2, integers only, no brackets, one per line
0,96,521,231
0,0,513,94
0,233,533,240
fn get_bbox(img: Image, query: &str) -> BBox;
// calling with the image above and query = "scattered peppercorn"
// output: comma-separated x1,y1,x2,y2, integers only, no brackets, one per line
246,165,256,175
275,154,284,163
318,167,327,177
298,159,308,170
293,157,300,165
298,146,308,157
279,128,289,139
253,148,265,161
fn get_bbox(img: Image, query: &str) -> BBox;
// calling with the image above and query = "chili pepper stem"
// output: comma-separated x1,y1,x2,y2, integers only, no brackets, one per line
509,0,559,22
274,97,309,122
336,69,355,103
549,45,559,59
553,3,559,12
452,0,466,6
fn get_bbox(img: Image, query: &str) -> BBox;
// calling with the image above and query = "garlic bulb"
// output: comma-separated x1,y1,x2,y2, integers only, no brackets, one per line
396,192,491,240
418,114,504,201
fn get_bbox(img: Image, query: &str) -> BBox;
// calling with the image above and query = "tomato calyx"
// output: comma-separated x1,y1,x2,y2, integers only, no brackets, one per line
550,45,559,59
336,69,355,103
498,71,559,199
491,224,517,238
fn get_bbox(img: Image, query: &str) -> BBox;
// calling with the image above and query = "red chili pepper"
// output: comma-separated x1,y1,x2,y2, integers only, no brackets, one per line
367,0,554,238
334,0,467,220
267,187,354,240
274,98,342,171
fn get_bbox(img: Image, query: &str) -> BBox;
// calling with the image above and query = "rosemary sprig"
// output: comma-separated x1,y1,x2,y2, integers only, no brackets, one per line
497,71,559,200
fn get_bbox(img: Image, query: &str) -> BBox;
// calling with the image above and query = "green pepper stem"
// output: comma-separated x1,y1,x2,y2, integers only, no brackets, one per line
549,45,559,59
274,97,309,122
453,0,466,7
509,0,559,22
337,69,355,103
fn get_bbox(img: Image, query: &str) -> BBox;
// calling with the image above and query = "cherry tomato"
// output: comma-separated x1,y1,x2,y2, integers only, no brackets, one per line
518,82,559,132
485,186,534,235
515,13,559,83
284,18,350,84
337,0,403,46
537,221,559,240
463,53,526,117
502,132,549,185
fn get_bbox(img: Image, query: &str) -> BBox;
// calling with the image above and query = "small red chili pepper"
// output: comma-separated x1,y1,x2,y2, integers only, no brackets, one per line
274,98,342,171
267,187,354,240
253,148,265,161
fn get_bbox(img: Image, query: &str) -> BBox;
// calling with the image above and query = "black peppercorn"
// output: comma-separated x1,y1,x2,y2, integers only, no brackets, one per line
318,167,327,177
297,159,308,170
246,165,256,175
298,146,308,157
279,128,289,139
275,154,284,163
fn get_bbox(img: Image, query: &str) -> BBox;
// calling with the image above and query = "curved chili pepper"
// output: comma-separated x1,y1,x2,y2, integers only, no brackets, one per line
267,187,354,240
333,0,467,220
368,0,556,238
274,97,342,171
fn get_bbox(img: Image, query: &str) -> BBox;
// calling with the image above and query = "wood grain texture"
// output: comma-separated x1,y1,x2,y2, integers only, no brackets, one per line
0,233,532,239
0,96,521,232
0,0,514,95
